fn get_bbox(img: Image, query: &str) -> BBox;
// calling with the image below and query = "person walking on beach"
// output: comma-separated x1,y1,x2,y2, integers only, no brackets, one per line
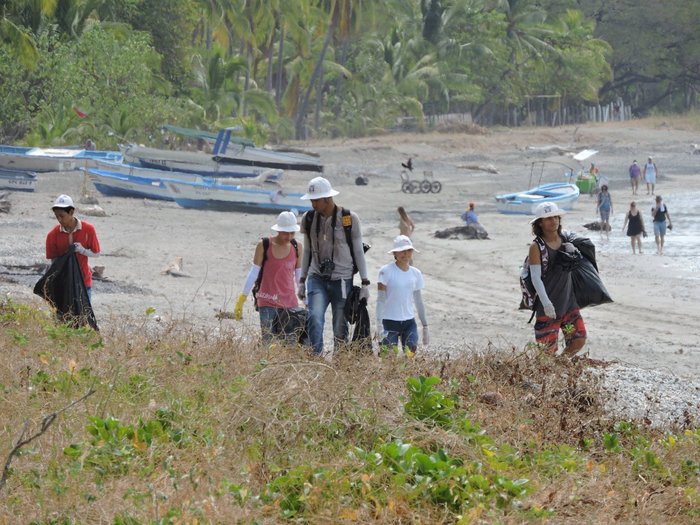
643,156,657,195
596,184,613,238
527,202,586,357
376,235,428,358
45,194,101,301
298,177,370,356
651,195,673,255
234,211,305,344
628,160,641,195
397,206,415,237
622,202,646,254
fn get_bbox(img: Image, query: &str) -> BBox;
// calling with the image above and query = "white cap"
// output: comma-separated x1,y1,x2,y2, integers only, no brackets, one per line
530,201,566,223
52,194,74,209
300,176,339,200
271,211,300,232
388,235,419,253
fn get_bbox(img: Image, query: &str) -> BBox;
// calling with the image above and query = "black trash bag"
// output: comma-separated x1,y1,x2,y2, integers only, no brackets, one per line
344,285,371,352
555,242,583,272
277,307,309,346
564,231,598,270
571,256,613,309
33,245,98,330
355,175,369,186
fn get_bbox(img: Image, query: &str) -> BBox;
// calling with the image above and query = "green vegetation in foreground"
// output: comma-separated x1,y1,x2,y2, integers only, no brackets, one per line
0,300,698,523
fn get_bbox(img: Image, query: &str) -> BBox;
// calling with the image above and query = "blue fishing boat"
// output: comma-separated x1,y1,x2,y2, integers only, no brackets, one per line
0,167,38,192
0,145,122,172
164,178,312,214
495,182,580,215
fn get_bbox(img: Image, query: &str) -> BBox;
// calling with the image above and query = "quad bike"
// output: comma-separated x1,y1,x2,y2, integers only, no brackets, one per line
400,169,442,193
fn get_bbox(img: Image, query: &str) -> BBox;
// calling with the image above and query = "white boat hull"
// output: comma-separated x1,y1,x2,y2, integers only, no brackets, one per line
164,179,312,214
495,183,580,215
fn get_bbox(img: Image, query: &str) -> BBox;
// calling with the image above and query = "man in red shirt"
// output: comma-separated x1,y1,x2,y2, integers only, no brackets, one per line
45,194,101,299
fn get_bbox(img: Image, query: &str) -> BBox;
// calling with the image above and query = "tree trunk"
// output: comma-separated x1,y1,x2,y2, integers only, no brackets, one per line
295,14,336,139
276,24,285,111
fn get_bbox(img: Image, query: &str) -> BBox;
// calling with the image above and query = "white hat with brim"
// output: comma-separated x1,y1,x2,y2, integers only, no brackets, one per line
271,211,300,232
388,235,419,253
52,194,74,209
300,176,339,200
530,201,566,224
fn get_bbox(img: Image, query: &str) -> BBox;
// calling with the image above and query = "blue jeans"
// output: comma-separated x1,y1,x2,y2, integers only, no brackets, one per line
306,274,353,355
381,318,418,353
259,306,307,346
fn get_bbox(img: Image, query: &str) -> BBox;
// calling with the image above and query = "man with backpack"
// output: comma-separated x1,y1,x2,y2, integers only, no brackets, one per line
526,202,587,357
234,211,305,345
298,176,370,356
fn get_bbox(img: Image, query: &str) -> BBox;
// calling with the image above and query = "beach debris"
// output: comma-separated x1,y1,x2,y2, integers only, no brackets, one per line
0,192,10,214
456,163,500,174
80,204,107,217
215,309,235,319
434,225,489,240
401,158,414,171
478,391,504,406
161,256,190,277
355,175,369,186
91,265,107,280
583,221,611,232
526,144,576,155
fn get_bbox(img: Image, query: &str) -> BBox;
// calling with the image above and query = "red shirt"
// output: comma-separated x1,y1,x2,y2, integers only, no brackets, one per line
45,219,100,288
256,237,298,309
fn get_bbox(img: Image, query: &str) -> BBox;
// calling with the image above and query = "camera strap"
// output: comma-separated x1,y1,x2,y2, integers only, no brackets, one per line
314,205,337,259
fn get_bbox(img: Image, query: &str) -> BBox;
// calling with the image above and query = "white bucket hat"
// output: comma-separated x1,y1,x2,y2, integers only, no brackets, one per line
300,176,339,200
530,201,566,224
388,235,419,253
52,194,74,209
271,211,300,232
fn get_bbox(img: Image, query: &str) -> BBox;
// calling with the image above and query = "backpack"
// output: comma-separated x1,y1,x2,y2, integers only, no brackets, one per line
519,236,548,319
303,207,370,275
252,237,298,311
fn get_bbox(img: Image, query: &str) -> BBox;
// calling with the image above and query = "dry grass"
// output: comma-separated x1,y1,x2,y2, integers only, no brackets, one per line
0,299,698,524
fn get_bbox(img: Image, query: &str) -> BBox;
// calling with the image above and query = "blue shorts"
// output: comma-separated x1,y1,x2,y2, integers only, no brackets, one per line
653,221,667,236
381,318,419,353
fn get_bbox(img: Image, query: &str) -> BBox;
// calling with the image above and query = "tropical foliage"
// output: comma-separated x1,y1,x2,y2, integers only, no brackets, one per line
0,0,696,143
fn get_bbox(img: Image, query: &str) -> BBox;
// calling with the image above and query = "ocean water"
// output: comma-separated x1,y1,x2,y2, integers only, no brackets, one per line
592,191,700,271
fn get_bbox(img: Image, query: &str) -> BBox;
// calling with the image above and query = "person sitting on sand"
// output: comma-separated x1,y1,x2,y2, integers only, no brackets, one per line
234,211,305,344
376,235,428,358
461,202,479,226
622,202,646,254
527,202,586,357
397,206,415,237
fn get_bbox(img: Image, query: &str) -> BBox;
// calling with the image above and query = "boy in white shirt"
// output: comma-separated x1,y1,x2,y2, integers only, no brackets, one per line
376,235,429,356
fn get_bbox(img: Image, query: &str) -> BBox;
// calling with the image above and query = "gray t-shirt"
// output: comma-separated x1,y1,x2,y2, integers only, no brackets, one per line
301,208,367,280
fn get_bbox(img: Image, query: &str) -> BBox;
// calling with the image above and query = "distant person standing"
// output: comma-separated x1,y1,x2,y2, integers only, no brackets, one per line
376,235,428,357
234,211,304,344
45,194,101,300
298,177,370,356
651,195,673,255
596,184,613,238
621,202,646,254
643,156,657,195
628,160,641,195
397,206,415,237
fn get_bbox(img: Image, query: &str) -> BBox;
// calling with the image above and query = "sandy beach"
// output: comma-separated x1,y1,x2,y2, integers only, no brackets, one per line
2,120,699,377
